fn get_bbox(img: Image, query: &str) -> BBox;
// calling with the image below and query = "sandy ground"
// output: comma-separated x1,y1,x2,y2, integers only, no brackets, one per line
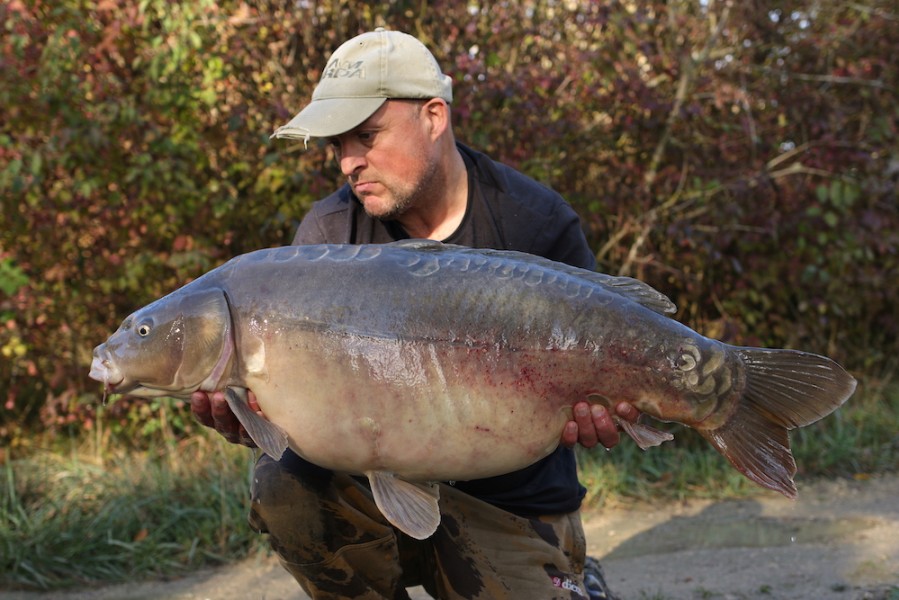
3,474,897,600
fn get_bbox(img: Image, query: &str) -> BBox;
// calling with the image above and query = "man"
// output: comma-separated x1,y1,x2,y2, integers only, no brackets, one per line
192,28,638,599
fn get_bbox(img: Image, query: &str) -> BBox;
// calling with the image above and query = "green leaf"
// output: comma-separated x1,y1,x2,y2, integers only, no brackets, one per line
0,259,29,296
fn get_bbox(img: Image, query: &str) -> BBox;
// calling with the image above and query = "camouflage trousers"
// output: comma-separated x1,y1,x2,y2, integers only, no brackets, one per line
248,453,591,600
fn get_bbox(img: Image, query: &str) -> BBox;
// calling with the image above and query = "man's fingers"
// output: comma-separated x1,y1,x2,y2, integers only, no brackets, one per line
561,421,579,448
615,401,640,424
190,390,260,448
573,402,598,449
592,404,621,449
247,390,262,413
190,391,215,428
563,402,627,450
206,391,241,441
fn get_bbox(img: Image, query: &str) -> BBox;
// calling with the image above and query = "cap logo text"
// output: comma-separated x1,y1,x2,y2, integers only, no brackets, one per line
322,59,364,79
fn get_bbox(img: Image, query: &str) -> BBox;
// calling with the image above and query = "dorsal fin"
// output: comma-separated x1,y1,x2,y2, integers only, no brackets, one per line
387,240,677,316
574,270,676,315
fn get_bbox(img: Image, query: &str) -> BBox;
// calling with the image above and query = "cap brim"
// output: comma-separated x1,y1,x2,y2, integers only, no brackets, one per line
271,97,387,140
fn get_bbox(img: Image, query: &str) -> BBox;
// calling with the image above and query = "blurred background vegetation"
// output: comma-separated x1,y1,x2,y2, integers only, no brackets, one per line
2,0,897,440
1,0,897,590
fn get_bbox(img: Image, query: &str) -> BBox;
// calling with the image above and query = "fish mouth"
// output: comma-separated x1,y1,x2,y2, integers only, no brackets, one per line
89,348,126,392
89,347,170,397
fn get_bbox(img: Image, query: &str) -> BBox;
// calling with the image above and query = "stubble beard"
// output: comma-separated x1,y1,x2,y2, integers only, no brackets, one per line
363,158,442,223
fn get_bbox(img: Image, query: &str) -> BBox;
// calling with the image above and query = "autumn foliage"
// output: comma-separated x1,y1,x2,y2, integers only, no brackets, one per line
1,1,897,439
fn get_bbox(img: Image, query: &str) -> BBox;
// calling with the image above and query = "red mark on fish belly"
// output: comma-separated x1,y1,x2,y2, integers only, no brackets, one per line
474,425,492,433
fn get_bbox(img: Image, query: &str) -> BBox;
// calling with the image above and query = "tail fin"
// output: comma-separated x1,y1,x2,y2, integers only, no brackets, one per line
699,348,857,499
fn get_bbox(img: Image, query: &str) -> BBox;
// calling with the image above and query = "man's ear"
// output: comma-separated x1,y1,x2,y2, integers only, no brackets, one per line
422,98,450,141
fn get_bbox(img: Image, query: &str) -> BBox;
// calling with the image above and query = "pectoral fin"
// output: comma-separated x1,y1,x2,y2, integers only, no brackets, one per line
620,419,675,450
366,471,440,540
223,387,289,460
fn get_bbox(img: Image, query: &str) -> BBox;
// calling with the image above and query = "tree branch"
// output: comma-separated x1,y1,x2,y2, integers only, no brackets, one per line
643,1,732,193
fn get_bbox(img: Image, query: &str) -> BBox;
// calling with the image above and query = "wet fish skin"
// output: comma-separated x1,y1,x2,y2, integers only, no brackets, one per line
89,240,857,539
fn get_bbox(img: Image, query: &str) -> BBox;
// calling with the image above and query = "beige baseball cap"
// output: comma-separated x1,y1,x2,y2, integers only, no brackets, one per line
271,28,453,142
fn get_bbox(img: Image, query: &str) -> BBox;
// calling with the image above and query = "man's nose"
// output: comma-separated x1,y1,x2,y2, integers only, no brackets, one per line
339,142,366,176
340,155,365,177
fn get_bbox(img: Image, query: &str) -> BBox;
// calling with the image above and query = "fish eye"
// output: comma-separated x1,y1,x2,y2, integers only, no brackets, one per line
137,323,152,337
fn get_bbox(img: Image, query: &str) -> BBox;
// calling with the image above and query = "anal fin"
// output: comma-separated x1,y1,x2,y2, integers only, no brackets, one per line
366,471,440,540
620,420,675,450
224,387,289,460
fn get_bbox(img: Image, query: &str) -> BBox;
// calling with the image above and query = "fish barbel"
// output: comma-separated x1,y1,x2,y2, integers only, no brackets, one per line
89,241,856,539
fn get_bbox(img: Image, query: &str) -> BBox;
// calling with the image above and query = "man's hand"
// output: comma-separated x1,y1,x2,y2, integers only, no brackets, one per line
561,401,640,450
190,389,261,447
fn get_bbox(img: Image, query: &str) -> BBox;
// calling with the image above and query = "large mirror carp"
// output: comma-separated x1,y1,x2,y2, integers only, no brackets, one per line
90,241,856,539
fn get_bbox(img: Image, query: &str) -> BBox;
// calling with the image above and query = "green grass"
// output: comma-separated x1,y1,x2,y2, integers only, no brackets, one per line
1,432,263,590
577,374,899,506
1,376,895,591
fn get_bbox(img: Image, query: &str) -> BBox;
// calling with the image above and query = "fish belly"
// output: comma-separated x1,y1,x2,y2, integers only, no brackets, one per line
243,330,590,482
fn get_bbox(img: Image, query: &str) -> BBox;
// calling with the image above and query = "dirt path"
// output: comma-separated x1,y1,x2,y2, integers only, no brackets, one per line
585,474,898,599
3,474,897,600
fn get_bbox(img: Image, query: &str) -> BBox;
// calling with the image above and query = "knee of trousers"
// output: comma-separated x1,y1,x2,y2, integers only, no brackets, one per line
247,452,396,566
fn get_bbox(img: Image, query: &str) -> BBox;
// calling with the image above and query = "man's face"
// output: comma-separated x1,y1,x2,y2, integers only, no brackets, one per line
328,100,439,221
